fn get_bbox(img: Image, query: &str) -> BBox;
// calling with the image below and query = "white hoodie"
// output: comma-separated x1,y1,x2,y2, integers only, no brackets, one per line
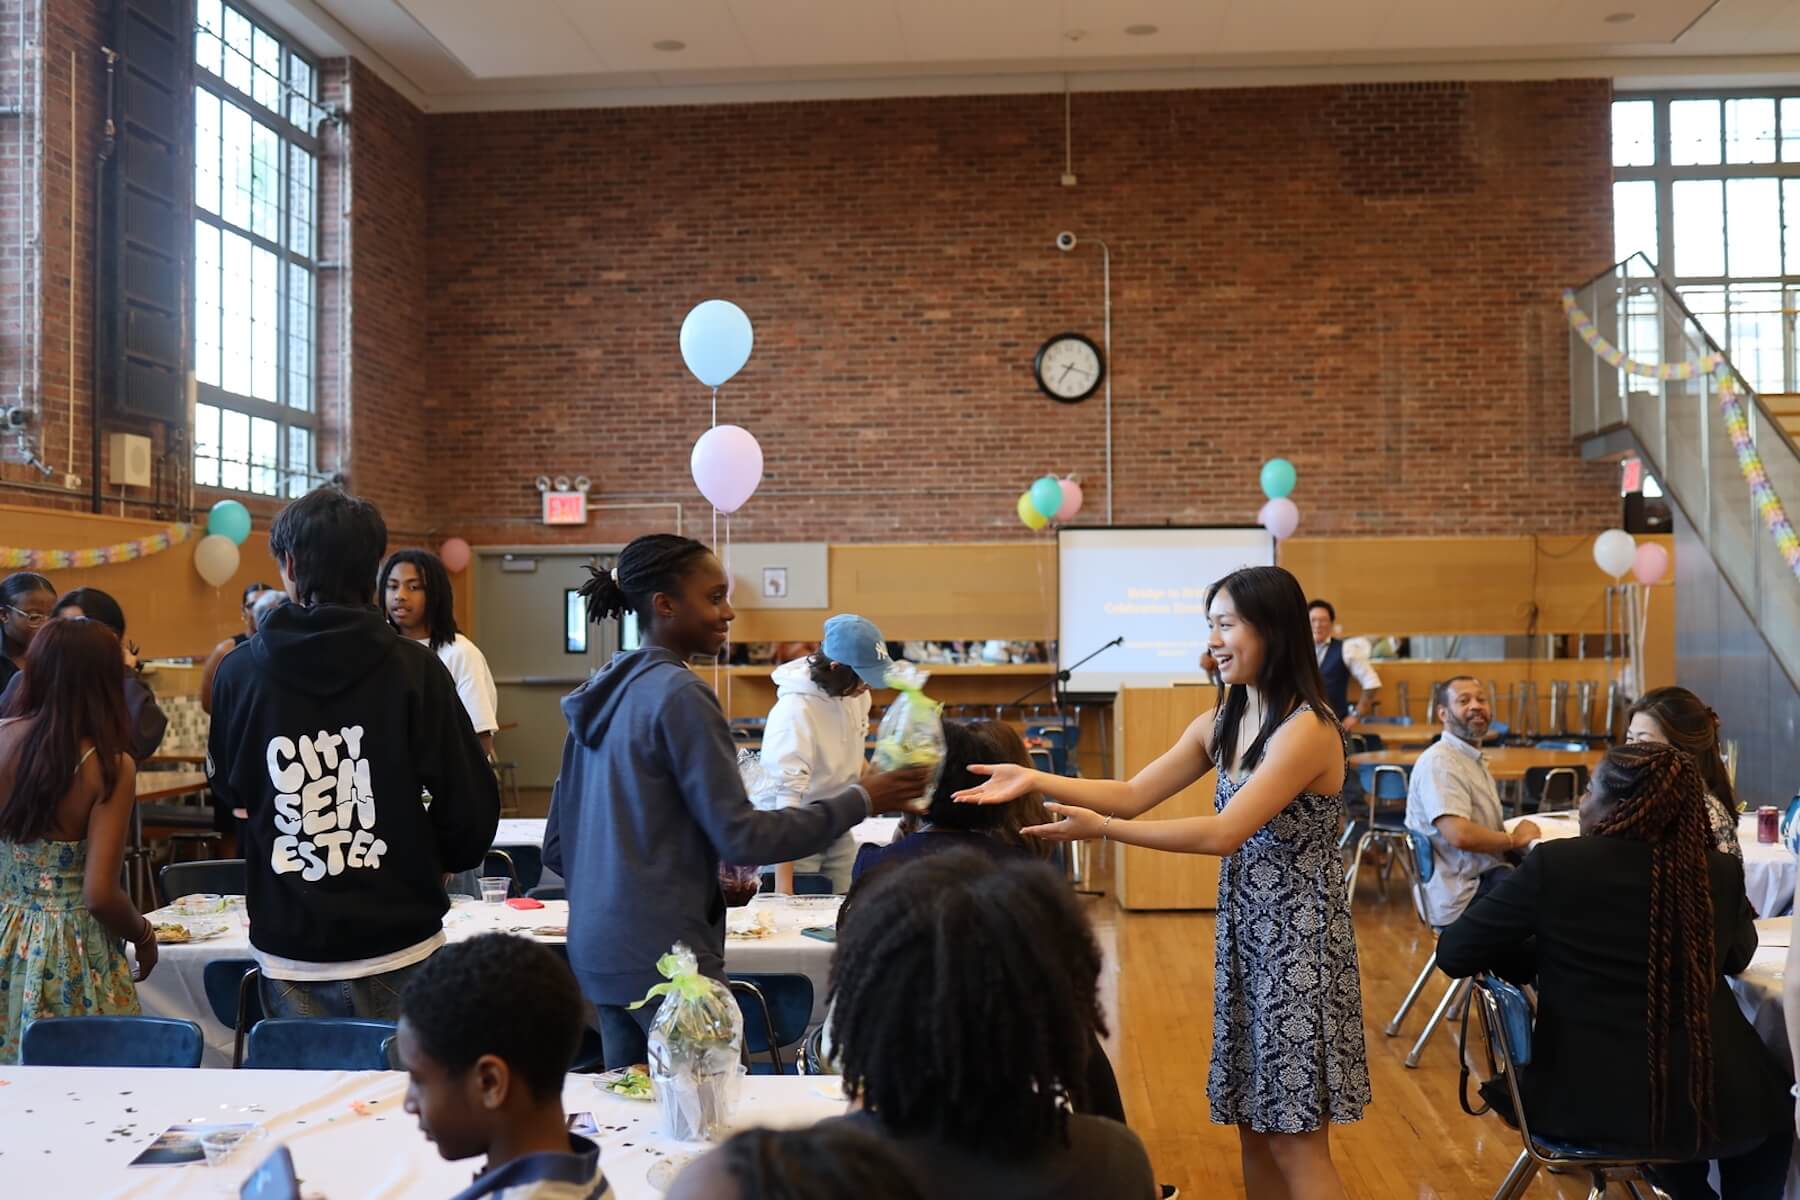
754,657,873,811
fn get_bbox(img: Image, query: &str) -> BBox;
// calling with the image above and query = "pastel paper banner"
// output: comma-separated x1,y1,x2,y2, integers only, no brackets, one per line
1560,291,1725,381
0,522,194,571
1714,371,1800,580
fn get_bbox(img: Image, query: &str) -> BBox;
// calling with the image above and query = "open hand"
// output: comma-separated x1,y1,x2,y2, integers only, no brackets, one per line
951,763,1033,806
1020,802,1107,843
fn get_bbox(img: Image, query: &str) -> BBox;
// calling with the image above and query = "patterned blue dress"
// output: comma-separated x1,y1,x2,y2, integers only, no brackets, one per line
1207,705,1371,1132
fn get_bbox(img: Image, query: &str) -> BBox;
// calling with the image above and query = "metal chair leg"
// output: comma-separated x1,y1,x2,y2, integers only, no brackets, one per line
1385,949,1438,1037
1406,975,1469,1068
1343,834,1370,904
1489,1150,1538,1200
1584,1172,1609,1200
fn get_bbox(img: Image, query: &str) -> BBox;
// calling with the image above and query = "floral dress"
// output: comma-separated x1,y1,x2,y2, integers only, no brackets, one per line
1207,705,1372,1132
0,837,139,1063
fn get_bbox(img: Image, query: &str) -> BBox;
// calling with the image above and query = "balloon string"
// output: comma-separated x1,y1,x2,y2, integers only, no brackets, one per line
711,387,718,429
724,510,733,720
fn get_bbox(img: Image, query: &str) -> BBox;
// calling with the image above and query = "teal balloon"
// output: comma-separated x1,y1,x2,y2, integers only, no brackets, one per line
1259,458,1297,501
1028,476,1065,520
207,499,252,545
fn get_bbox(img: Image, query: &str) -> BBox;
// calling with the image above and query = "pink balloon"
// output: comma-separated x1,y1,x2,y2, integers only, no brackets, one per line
1054,479,1084,523
1259,497,1300,540
1632,541,1670,585
691,424,765,514
439,537,472,573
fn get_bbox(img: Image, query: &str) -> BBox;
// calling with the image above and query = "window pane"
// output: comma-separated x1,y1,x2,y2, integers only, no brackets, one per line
1614,180,1658,265
287,57,315,132
286,427,313,497
1672,179,1725,277
250,120,279,240
221,229,253,396
1725,178,1781,277
194,89,220,214
1612,99,1654,167
1727,284,1785,393
193,402,220,488
1786,180,1800,275
219,408,250,492
252,26,280,111
220,100,252,229
252,245,278,403
1679,285,1726,350
1784,99,1800,163
195,0,222,75
1670,99,1721,166
1724,98,1777,164
222,7,253,96
194,221,220,387
287,145,313,257
250,416,278,496
287,264,312,411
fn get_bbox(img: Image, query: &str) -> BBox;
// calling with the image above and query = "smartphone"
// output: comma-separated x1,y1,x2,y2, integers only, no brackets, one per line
240,1145,301,1200
800,926,836,943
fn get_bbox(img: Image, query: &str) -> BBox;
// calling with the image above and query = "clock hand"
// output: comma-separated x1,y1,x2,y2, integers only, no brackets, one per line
1058,362,1075,383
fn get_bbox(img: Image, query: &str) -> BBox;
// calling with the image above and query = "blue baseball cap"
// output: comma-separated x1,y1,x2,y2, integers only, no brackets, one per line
821,614,892,688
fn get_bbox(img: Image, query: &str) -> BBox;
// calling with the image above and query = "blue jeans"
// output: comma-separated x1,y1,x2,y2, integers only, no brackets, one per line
258,958,430,1020
597,998,663,1070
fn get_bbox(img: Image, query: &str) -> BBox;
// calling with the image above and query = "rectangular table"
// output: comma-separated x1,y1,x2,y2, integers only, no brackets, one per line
0,1065,847,1198
492,816,902,853
132,893,844,1068
1728,923,1799,1197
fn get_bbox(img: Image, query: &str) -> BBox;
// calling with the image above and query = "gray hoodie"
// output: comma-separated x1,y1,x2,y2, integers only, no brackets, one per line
543,646,866,1005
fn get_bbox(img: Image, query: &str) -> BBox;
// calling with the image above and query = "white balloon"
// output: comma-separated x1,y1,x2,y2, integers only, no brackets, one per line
193,534,240,588
1593,528,1637,580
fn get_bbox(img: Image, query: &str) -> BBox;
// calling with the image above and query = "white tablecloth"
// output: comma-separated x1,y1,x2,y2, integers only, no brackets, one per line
1505,813,1799,917
1728,921,1800,1198
490,816,902,852
132,894,841,1068
0,1065,847,1198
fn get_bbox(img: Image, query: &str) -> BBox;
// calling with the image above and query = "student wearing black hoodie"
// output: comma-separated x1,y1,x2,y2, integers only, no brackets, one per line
207,487,499,1019
544,534,928,1069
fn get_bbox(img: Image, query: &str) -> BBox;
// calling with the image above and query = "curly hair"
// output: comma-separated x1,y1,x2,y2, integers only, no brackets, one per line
1589,741,1718,1150
710,1124,927,1199
576,534,711,628
399,934,584,1101
826,849,1104,1157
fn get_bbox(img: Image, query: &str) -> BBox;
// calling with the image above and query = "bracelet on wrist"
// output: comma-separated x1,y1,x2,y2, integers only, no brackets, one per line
1101,814,1115,841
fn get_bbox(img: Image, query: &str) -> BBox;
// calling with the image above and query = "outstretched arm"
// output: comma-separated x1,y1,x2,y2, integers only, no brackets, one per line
953,710,1216,819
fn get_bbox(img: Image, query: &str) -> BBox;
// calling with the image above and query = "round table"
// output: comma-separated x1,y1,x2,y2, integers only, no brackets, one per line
1350,746,1603,783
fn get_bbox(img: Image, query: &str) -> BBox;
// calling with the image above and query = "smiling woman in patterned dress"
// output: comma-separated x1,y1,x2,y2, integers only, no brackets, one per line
954,565,1370,1199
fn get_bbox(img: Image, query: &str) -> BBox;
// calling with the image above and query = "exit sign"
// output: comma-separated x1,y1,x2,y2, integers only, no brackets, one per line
542,491,588,526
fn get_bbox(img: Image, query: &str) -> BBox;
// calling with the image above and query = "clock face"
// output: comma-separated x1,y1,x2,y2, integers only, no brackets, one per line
1033,333,1104,403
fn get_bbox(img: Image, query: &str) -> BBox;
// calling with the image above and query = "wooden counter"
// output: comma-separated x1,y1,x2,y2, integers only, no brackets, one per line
1112,685,1221,911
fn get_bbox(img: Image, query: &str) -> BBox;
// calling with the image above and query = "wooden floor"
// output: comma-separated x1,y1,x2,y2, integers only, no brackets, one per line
1093,867,1591,1199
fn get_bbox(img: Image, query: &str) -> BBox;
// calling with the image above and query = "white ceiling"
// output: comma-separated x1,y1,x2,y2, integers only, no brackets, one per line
263,0,1800,111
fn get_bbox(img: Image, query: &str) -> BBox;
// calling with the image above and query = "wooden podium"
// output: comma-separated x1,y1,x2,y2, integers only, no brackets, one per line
1112,685,1222,911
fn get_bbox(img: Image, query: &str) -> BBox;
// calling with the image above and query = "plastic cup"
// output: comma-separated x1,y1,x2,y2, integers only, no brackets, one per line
479,876,510,904
199,1125,265,1168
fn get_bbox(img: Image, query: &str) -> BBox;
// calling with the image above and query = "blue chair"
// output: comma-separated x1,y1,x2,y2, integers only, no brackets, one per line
1025,722,1079,776
729,973,815,1075
21,1015,204,1067
1343,764,1411,903
201,958,263,1068
492,843,543,894
1471,975,1679,1197
527,882,566,902
243,1018,398,1070
159,857,247,906
1383,831,1473,1069
758,871,833,896
1360,715,1414,726
1533,739,1588,752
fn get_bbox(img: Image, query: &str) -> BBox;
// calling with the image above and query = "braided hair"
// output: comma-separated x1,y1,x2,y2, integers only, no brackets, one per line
577,534,711,629
1589,741,1718,1150
827,849,1104,1157
708,1124,927,1200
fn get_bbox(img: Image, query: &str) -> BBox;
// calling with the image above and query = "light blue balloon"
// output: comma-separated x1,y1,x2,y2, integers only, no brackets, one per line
1259,457,1297,501
1028,475,1065,520
207,498,252,546
679,300,754,388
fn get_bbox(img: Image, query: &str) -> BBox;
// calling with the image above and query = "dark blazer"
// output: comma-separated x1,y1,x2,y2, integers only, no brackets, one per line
1438,837,1791,1154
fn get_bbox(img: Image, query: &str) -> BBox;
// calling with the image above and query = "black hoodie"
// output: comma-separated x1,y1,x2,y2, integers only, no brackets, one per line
206,602,499,965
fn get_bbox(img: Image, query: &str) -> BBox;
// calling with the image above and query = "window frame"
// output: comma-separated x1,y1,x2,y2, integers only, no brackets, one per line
191,0,323,499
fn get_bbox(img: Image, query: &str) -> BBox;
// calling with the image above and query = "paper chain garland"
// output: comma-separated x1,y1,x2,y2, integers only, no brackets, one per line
0,522,193,571
1561,289,1800,582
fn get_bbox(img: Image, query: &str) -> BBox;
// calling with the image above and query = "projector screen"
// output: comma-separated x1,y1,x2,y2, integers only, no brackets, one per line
1058,527,1276,694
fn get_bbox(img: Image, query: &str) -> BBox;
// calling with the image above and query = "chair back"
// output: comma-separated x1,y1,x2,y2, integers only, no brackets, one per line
729,973,815,1073
1407,828,1435,884
1534,739,1587,752
243,1018,398,1070
491,842,543,893
1523,765,1589,814
799,1024,834,1076
481,848,521,897
1027,747,1056,773
20,1015,204,1067
1361,715,1414,726
159,857,247,905
758,871,834,896
201,958,263,1067
527,882,566,902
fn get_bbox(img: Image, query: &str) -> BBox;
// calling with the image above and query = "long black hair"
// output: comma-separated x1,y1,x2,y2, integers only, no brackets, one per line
378,549,460,650
577,534,711,629
53,587,127,637
709,1124,928,1199
1207,565,1341,773
827,849,1103,1157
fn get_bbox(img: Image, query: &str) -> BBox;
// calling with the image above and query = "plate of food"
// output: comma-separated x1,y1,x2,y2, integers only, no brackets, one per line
169,893,227,916
725,912,775,940
152,918,231,944
596,1066,654,1101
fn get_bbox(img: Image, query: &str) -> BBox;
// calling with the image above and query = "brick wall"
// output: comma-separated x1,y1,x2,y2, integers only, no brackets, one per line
421,80,1621,546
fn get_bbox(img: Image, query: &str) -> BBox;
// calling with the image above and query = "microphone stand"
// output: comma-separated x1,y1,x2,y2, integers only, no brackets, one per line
1003,635,1126,714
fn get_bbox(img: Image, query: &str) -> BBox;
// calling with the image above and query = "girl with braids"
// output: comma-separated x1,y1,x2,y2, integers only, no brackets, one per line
1628,686,1743,862
1439,742,1791,1195
956,565,1367,1198
818,848,1157,1199
542,534,927,1070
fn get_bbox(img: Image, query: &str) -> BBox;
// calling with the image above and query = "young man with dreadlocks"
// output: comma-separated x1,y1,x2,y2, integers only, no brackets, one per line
542,534,929,1071
1439,742,1791,1195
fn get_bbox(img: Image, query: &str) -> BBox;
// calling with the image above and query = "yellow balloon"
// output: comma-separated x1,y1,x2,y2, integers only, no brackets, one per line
1017,492,1049,531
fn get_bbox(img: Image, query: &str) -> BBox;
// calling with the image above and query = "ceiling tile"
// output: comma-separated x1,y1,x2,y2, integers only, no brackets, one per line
557,0,755,72
395,0,602,77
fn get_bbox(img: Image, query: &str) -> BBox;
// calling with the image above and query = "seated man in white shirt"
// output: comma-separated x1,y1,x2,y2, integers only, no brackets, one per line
1404,676,1539,928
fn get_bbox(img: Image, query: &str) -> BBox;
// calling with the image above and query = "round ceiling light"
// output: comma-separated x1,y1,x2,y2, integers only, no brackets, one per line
652,39,686,51
1124,24,1159,36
